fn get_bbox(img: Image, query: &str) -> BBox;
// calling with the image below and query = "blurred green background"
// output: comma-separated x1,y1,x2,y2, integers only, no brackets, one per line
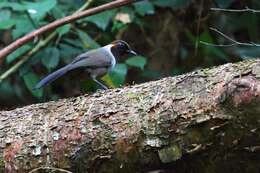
0,0,260,108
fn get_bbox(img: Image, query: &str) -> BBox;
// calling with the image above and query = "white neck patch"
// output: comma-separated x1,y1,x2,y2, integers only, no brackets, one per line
102,44,116,71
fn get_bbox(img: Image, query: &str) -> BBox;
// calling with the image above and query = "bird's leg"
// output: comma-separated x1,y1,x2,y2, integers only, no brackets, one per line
92,77,108,90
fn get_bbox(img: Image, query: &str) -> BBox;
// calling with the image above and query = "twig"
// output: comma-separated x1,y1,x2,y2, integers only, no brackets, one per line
0,0,143,60
200,27,260,47
199,41,236,47
211,7,260,13
28,166,73,173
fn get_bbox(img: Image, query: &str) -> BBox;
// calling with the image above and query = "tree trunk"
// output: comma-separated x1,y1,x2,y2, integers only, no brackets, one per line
1,60,260,173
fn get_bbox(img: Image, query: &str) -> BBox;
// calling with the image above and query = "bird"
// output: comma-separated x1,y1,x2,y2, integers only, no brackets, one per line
34,40,137,90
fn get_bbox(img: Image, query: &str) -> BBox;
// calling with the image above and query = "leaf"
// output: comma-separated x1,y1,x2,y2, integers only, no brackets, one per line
41,47,60,71
0,0,56,21
0,19,17,29
82,9,116,31
108,64,128,87
0,9,11,21
23,72,43,99
126,56,147,70
12,19,35,38
64,38,86,49
0,9,15,29
133,0,154,16
0,81,14,99
77,29,100,49
112,20,127,32
19,50,43,77
101,74,116,89
59,43,82,60
184,28,196,43
23,0,57,21
0,2,25,11
7,45,31,64
51,6,65,19
57,24,71,37
56,24,71,44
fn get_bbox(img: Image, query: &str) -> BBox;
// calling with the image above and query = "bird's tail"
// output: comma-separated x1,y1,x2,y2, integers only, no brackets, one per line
34,65,72,89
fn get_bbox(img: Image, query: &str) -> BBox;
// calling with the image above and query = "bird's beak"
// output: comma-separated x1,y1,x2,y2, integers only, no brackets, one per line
126,49,137,56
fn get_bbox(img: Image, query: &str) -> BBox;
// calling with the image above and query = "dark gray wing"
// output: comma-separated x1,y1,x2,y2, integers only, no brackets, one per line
69,48,112,70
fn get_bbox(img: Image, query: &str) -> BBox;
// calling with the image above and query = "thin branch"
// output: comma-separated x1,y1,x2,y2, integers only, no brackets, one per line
0,0,143,60
200,27,260,47
199,41,237,47
28,167,73,173
211,7,260,13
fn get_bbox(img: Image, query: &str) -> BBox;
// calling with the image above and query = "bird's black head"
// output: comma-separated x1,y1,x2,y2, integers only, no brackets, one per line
110,40,137,59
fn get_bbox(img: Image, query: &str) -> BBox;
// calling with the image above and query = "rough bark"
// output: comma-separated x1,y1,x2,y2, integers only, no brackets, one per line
1,60,260,173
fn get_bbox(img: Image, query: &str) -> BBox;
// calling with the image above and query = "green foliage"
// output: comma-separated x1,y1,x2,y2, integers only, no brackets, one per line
0,81,13,99
77,29,100,49
56,24,71,43
0,0,56,38
0,0,56,20
0,2,25,11
23,73,43,99
0,9,15,29
134,0,154,16
81,9,117,31
13,20,35,39
41,47,60,72
23,0,57,21
112,20,128,32
0,19,17,29
126,56,147,70
109,64,128,87
19,51,42,77
59,43,82,60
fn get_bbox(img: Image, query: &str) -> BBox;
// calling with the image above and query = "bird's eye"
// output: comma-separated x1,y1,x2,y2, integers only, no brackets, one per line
117,41,124,47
